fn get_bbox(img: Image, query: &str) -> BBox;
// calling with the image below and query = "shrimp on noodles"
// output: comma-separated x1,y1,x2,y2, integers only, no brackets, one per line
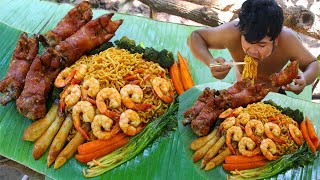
288,124,303,146
91,114,121,140
54,67,73,88
218,117,236,134
151,77,174,104
72,101,95,140
120,84,151,111
238,137,261,157
245,120,264,144
96,87,121,120
264,122,285,144
236,112,250,129
260,138,277,160
226,126,243,154
70,64,87,84
59,84,81,112
81,77,100,104
119,109,141,136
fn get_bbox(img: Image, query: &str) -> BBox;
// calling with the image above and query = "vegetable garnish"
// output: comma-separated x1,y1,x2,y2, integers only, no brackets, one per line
83,98,179,177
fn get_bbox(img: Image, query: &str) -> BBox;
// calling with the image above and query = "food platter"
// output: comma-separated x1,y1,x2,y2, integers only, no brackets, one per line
0,0,317,179
178,81,320,179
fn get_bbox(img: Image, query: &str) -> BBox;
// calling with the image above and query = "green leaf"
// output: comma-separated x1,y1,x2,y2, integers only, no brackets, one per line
178,81,320,180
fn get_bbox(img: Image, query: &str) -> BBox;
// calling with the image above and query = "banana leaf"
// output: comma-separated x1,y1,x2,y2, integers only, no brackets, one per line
0,0,316,179
178,81,320,179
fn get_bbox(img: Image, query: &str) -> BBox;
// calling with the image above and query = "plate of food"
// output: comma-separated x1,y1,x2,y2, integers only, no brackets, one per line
178,81,320,179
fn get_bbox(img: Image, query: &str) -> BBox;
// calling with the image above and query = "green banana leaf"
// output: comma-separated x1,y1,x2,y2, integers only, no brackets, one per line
0,0,316,179
178,81,320,179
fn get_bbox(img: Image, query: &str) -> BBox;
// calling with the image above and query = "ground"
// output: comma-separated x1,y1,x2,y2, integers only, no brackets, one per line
1,0,320,179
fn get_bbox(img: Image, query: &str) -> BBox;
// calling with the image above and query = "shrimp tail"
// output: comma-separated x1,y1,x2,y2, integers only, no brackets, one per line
59,100,65,113
71,78,81,85
77,127,91,140
250,135,261,144
133,103,152,111
227,143,236,155
105,110,120,121
272,136,286,145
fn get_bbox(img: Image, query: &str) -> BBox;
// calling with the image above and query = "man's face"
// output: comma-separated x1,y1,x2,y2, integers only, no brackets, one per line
241,35,278,61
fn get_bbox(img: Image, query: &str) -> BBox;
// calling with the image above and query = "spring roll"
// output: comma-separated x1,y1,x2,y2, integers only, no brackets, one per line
32,114,65,160
47,114,73,167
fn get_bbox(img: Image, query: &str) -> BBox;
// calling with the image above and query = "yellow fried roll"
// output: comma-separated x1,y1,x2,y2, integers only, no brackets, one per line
23,102,58,141
32,114,64,160
47,114,73,167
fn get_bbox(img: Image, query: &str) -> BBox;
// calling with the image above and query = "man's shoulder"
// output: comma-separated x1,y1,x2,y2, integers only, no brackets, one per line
279,27,298,41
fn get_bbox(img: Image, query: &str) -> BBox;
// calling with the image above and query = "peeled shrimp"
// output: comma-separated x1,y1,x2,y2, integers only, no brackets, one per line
91,115,120,140
72,101,95,140
96,87,121,120
59,84,81,112
238,137,261,157
54,67,73,88
119,109,141,136
288,124,303,146
260,138,277,160
218,117,236,134
264,122,285,144
81,77,100,104
151,77,174,103
226,126,243,154
245,120,264,144
120,84,151,111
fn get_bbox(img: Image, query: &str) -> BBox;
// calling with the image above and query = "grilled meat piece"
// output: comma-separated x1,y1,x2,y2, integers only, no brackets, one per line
0,32,38,105
56,13,123,66
39,1,93,47
269,61,299,87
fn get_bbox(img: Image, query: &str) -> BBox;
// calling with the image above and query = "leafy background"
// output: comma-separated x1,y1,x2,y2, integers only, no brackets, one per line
0,0,317,179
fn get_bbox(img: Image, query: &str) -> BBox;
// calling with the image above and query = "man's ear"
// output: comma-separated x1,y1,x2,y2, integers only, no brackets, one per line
273,37,279,46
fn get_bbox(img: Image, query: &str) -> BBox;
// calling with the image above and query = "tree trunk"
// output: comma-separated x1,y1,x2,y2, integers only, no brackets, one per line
138,0,319,40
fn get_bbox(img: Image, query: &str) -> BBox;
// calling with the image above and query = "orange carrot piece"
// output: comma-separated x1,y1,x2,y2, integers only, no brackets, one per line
77,133,127,155
76,137,130,163
169,62,185,95
306,116,319,149
177,51,194,90
224,155,266,164
222,161,267,171
300,121,317,154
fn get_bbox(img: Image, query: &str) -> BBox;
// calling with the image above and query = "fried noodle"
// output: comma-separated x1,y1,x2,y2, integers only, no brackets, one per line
241,55,258,84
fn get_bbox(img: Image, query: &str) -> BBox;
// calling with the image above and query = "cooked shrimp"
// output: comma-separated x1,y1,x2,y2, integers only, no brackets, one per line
226,126,243,154
238,137,261,157
54,67,73,88
232,107,244,116
260,138,277,160
81,77,100,104
236,112,250,126
120,84,151,111
288,124,303,146
119,109,141,136
264,122,285,144
219,108,233,118
218,117,236,134
59,84,81,112
91,115,121,140
72,101,95,140
96,88,121,120
70,64,87,84
151,77,174,104
245,120,264,144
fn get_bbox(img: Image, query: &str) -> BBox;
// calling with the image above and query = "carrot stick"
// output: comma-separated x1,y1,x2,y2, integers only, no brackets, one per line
224,155,266,164
300,121,317,154
77,133,127,155
76,137,130,163
177,51,194,90
222,160,267,171
306,116,319,149
169,62,185,95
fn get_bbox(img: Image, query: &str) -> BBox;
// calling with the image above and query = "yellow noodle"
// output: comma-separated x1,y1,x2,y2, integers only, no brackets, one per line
241,55,258,84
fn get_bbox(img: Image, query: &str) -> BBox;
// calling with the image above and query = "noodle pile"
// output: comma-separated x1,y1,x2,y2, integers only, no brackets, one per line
241,55,258,84
71,47,170,123
242,102,299,155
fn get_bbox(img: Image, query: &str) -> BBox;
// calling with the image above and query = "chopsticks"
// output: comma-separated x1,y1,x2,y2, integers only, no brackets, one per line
209,62,246,67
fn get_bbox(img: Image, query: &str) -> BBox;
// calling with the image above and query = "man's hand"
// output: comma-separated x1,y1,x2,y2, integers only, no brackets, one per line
282,75,306,94
209,57,232,79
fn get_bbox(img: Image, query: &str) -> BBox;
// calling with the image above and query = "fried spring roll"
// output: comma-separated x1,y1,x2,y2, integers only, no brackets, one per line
54,124,89,170
23,102,59,141
56,13,123,66
39,1,92,47
0,32,38,105
16,51,60,120
47,114,73,167
32,115,65,160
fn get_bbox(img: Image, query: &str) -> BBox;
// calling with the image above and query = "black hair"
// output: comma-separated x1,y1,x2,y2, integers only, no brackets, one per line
237,0,284,44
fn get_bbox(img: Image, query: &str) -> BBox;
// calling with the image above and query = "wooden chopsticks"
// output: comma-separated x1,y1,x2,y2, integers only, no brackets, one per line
209,62,246,67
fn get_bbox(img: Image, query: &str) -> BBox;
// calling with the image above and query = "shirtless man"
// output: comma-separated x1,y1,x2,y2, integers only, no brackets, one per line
187,0,320,94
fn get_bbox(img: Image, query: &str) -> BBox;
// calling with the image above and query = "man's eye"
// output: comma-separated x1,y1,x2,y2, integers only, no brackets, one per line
258,45,265,47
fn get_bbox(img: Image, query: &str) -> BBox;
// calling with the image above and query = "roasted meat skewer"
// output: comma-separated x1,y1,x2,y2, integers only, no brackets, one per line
56,13,123,66
0,32,38,105
269,61,299,87
38,1,93,47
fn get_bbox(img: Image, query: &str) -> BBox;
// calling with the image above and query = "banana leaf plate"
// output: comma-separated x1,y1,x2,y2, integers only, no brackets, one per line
0,0,316,179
